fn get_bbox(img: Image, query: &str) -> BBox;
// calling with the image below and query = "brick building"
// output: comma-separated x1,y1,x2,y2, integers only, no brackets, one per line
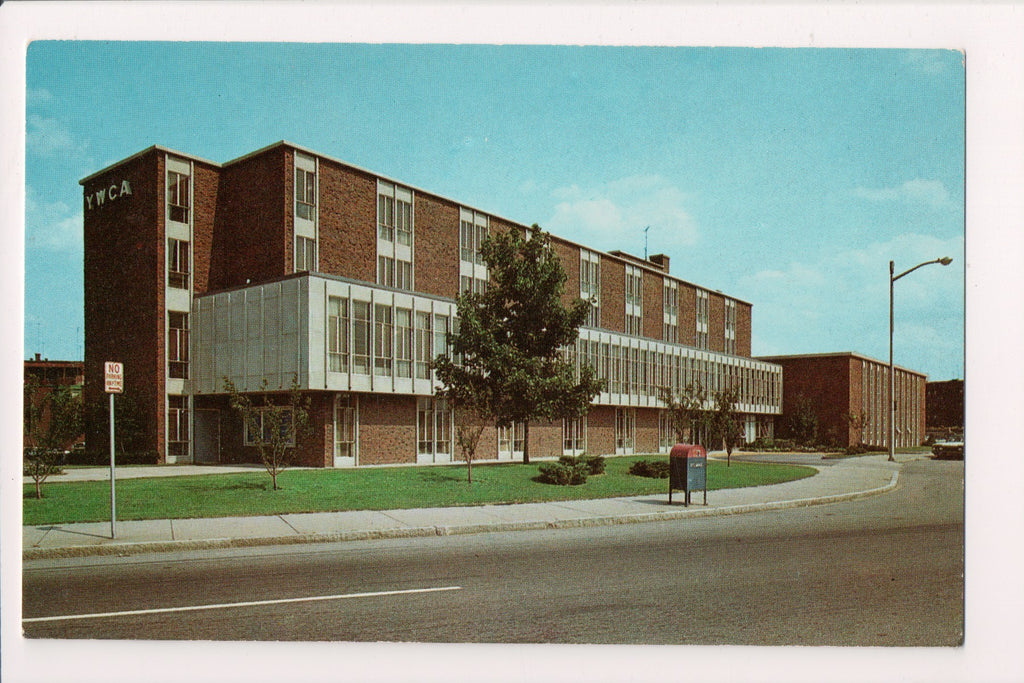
24,354,85,450
757,352,927,450
82,141,783,466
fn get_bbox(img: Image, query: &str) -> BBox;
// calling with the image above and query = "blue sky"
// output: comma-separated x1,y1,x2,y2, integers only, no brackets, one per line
24,42,964,379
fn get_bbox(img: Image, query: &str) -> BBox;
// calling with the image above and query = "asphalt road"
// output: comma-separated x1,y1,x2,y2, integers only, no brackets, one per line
22,458,963,646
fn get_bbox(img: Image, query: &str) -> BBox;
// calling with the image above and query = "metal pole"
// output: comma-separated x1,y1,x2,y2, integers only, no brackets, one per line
888,260,895,462
110,392,116,538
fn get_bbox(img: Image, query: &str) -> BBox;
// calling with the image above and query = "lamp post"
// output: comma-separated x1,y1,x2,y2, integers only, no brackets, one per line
888,257,953,461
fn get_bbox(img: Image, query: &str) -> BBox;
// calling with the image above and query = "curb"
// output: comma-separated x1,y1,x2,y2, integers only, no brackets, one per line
23,471,899,561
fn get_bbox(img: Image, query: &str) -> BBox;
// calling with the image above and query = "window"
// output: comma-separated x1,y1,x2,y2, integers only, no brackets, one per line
415,311,432,379
498,423,525,456
396,258,412,290
418,398,451,457
335,395,356,461
580,250,601,327
615,408,635,454
378,184,414,245
168,311,189,379
563,415,587,455
460,209,489,295
433,314,449,362
696,290,709,350
168,395,189,457
377,256,395,287
659,411,675,451
625,264,642,336
352,301,370,375
168,239,189,289
460,220,474,263
395,308,413,378
374,304,393,376
724,299,737,355
244,407,295,447
296,236,316,272
663,280,678,343
167,170,190,223
378,193,394,241
295,168,316,221
328,296,349,373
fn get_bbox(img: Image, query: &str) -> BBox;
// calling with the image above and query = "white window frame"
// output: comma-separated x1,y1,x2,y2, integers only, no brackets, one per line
562,415,587,455
334,394,358,467
244,407,296,447
168,238,190,289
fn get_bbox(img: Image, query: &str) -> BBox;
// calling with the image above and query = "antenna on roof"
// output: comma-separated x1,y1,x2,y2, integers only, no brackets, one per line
643,226,651,260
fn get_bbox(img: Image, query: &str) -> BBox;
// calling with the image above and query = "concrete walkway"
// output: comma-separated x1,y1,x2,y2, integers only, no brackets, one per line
22,454,916,560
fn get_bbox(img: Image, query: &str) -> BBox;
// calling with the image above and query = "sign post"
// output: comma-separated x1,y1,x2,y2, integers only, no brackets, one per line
104,362,123,539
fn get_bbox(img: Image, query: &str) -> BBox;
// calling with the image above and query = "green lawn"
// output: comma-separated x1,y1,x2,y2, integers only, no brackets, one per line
23,455,816,526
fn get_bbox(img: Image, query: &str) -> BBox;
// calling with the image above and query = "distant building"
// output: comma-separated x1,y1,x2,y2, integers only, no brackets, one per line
756,352,927,450
926,379,964,434
81,141,784,466
24,354,85,449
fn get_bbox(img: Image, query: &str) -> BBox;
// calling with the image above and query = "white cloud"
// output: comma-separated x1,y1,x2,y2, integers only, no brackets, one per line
25,186,82,252
739,232,964,378
546,175,697,252
852,179,953,210
26,113,88,159
26,87,53,108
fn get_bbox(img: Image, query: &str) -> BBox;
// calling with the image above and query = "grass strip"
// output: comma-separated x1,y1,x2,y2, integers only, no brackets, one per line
23,455,815,526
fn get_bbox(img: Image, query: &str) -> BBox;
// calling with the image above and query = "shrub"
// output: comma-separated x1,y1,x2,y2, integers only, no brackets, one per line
628,459,670,478
558,454,606,476
72,449,160,466
538,461,588,485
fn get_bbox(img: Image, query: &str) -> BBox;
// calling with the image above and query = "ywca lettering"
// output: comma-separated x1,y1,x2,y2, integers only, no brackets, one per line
85,180,132,210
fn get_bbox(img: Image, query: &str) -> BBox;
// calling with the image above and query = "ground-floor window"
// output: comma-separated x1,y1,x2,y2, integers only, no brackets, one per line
167,395,189,458
334,394,357,466
498,422,525,460
562,415,586,455
658,410,675,452
244,407,295,447
615,408,635,454
417,397,452,462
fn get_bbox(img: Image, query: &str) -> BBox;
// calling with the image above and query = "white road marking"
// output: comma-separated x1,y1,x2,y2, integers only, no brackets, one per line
23,585,462,623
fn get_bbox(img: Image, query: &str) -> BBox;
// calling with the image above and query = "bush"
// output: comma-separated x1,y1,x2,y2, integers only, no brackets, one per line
558,454,606,476
628,459,670,478
538,461,588,485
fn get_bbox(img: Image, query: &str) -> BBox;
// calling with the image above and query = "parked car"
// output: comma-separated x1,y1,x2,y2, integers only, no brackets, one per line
932,435,964,459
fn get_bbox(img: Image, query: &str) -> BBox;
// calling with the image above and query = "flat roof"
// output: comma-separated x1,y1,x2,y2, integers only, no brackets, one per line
81,141,752,305
755,351,927,378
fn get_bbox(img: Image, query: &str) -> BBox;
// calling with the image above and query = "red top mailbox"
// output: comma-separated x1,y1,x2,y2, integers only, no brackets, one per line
670,444,706,459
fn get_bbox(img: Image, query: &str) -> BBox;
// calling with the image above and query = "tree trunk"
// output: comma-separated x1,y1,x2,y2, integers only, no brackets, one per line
35,478,42,499
522,421,530,464
467,458,473,484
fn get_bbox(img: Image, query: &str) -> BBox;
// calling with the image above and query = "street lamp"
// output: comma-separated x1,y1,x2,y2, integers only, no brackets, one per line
888,257,953,461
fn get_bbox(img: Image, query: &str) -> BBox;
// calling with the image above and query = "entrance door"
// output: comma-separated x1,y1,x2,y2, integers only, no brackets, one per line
194,409,221,464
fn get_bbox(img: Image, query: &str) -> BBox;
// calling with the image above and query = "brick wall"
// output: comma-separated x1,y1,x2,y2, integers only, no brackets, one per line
708,291,725,353
83,150,163,458
736,301,752,357
210,147,288,290
358,394,418,465
412,193,460,300
678,283,697,346
643,270,664,340
552,238,580,309
636,407,660,453
587,406,616,456
602,256,625,334
317,158,377,285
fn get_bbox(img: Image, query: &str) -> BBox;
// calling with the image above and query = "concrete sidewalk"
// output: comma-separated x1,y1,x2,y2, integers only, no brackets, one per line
22,454,911,561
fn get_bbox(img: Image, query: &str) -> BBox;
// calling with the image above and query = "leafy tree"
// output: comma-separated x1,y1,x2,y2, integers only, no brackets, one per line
658,381,711,445
86,391,147,461
433,224,603,464
844,411,867,448
787,394,819,447
224,376,311,490
710,385,744,467
24,376,83,499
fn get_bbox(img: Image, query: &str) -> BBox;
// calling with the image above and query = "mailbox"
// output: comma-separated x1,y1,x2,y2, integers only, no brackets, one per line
668,444,707,506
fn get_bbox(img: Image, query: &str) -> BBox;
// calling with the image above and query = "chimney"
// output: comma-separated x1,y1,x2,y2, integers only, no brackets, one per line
649,254,670,273
34,352,41,362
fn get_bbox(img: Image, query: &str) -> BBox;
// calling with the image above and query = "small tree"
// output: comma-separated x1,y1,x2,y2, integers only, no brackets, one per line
454,407,488,484
844,411,867,449
434,224,602,464
710,385,743,467
659,381,711,445
787,394,819,447
24,376,83,499
224,376,311,491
